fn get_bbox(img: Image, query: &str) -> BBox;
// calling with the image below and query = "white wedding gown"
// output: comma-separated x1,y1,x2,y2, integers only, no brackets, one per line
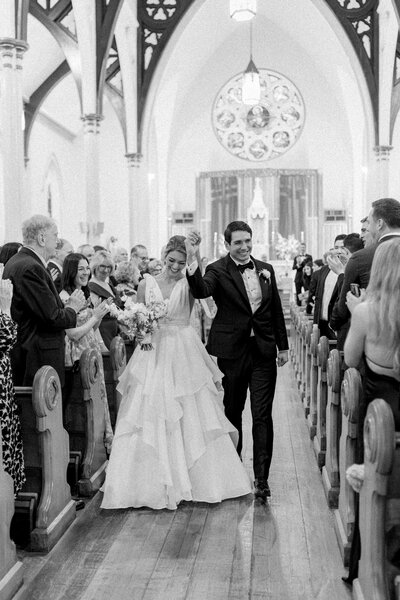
101,275,251,510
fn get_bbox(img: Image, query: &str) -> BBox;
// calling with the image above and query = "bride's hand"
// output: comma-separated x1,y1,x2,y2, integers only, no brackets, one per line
185,230,201,264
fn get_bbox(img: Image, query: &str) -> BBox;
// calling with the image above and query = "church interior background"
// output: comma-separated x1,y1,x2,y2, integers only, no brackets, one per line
1,0,400,262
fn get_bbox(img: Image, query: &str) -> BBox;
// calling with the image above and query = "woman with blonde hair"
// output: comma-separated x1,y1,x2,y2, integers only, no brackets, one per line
343,237,400,585
345,237,400,424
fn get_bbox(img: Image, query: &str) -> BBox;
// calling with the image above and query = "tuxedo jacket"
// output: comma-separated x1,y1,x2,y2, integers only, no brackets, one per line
3,247,77,385
187,254,288,360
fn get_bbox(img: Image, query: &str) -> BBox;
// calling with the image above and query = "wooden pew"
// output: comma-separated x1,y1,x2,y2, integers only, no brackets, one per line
313,336,337,469
102,335,126,429
62,348,108,497
301,318,313,418
333,367,362,566
322,349,345,508
0,431,24,599
13,366,75,552
307,325,320,438
353,398,400,600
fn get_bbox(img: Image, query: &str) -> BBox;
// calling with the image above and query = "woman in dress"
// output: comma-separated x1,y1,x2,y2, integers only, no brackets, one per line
89,250,124,349
101,235,251,510
0,267,25,495
343,238,400,584
60,253,113,454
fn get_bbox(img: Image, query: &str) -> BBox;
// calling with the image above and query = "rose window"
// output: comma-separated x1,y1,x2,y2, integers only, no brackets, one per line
212,69,305,162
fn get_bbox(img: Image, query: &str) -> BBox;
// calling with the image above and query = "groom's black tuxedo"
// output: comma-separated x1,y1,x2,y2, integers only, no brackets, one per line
187,254,288,482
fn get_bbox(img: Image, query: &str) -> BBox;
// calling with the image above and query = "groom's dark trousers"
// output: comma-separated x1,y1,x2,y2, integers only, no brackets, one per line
187,253,288,482
218,337,277,480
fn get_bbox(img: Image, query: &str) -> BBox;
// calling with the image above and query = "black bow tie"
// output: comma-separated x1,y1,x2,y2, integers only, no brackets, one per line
237,262,254,273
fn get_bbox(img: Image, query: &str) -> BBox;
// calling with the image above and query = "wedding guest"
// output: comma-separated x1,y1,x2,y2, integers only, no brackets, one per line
88,250,123,349
114,261,140,298
101,234,251,510
0,242,22,266
113,247,129,264
0,269,25,495
302,263,313,291
130,244,149,276
60,254,113,454
292,243,313,306
77,244,95,262
48,238,74,292
3,215,85,386
343,237,400,585
147,258,163,276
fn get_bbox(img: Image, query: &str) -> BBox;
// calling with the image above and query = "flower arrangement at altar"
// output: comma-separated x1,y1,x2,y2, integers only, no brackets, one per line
274,233,301,261
109,297,168,350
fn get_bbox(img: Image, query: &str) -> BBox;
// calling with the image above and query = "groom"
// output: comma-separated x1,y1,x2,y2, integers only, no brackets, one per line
186,221,288,500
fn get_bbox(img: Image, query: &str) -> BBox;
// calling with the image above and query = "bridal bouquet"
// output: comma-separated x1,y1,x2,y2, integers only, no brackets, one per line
109,297,168,350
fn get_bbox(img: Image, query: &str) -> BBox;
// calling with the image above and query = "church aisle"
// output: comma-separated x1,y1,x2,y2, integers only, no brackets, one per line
14,364,351,600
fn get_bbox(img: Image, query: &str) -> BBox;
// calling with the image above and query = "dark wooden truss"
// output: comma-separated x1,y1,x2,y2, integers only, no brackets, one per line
23,0,400,153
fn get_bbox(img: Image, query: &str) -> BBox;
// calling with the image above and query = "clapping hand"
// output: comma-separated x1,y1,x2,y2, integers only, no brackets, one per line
65,289,86,313
326,254,345,275
185,230,201,263
0,263,13,315
93,300,110,321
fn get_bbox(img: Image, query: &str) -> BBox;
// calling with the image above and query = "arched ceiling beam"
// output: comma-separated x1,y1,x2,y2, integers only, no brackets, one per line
29,0,82,106
96,0,124,114
16,0,30,41
24,59,70,158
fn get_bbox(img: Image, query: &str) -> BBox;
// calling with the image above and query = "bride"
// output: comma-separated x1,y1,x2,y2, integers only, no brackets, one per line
101,235,251,510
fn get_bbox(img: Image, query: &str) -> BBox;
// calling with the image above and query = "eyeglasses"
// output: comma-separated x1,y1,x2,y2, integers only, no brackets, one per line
98,265,112,270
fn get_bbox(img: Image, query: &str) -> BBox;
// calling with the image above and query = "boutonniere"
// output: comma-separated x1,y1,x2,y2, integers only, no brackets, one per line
258,269,271,283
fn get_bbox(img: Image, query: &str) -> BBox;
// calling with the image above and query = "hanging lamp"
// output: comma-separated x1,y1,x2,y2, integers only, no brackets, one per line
230,0,257,21
242,21,261,105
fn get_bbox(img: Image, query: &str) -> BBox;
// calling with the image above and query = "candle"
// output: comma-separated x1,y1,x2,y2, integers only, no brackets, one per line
300,231,304,243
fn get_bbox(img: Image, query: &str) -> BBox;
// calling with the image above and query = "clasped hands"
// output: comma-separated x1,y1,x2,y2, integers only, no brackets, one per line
185,230,202,263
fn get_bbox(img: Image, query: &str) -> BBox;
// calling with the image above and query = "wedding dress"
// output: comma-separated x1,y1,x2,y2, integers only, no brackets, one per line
101,275,251,510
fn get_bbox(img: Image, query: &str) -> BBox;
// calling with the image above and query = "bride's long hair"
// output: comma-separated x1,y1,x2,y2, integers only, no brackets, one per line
366,238,400,375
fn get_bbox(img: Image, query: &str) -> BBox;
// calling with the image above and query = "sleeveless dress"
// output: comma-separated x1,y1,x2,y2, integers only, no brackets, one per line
101,276,251,510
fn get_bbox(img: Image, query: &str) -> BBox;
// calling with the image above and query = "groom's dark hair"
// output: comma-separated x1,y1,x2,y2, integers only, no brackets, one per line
224,221,252,244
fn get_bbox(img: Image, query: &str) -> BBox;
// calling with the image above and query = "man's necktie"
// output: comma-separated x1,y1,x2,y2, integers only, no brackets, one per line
237,262,254,273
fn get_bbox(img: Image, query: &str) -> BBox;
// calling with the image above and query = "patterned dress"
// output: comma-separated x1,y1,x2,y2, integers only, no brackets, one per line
0,312,25,495
59,292,113,453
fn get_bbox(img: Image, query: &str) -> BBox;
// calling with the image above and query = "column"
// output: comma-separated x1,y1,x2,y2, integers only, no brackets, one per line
126,152,143,246
0,38,28,241
373,145,392,198
81,113,103,244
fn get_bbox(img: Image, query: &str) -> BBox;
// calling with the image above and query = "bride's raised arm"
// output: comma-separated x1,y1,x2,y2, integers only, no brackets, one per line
136,278,146,305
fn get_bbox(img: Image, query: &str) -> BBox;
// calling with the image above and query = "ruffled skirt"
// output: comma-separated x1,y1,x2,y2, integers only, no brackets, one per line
101,324,251,510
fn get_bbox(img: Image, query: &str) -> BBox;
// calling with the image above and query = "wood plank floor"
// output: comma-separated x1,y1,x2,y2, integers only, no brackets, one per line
13,364,352,600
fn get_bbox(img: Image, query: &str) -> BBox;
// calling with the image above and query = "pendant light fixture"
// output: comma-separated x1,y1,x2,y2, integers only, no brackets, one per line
230,0,257,22
242,21,261,105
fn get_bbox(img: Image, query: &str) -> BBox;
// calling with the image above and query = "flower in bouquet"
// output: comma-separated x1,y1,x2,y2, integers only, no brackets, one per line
111,297,168,350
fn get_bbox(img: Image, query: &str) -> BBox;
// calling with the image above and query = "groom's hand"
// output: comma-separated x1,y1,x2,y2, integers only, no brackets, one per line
185,230,201,264
277,350,288,367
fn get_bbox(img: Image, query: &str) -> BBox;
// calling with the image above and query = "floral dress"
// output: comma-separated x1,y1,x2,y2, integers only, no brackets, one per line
59,292,113,453
0,312,25,495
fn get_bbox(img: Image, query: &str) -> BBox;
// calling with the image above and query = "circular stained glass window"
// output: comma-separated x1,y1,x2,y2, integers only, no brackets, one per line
212,69,305,162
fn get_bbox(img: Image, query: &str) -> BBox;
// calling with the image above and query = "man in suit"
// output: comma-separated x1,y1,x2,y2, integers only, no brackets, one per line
185,221,288,500
330,199,400,340
292,243,313,306
3,215,85,386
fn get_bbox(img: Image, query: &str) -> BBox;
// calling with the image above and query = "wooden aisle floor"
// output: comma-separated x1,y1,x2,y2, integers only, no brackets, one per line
14,364,352,600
